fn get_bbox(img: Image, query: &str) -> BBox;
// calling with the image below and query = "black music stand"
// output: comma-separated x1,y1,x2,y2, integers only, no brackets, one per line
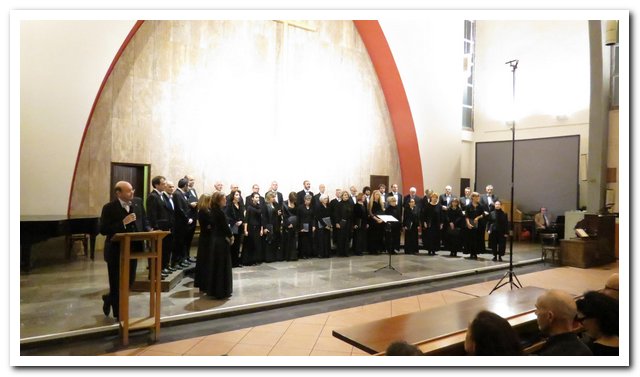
374,215,401,274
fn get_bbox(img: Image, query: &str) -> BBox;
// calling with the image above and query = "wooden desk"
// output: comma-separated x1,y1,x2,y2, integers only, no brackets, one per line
332,286,546,355
560,238,615,268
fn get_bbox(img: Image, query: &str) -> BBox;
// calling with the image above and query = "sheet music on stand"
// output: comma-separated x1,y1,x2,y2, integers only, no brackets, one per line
377,215,398,223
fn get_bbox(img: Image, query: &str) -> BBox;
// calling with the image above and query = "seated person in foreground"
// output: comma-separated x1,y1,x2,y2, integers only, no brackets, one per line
576,291,619,356
464,310,523,356
533,289,593,356
386,340,423,356
602,273,619,301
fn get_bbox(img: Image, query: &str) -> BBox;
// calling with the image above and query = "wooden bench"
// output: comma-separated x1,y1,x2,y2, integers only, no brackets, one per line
333,286,547,355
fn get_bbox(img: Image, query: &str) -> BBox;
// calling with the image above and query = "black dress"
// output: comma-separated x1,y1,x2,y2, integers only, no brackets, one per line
384,204,402,253
262,203,282,262
225,202,244,267
334,200,353,257
445,206,465,256
465,203,486,259
194,208,213,290
204,206,233,299
297,204,314,259
281,201,298,261
243,203,263,265
315,204,332,258
421,202,441,255
403,206,420,254
352,202,368,256
368,201,385,254
488,208,508,259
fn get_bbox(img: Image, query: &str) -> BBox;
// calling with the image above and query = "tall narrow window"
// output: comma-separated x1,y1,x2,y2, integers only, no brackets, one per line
462,20,476,130
610,44,619,109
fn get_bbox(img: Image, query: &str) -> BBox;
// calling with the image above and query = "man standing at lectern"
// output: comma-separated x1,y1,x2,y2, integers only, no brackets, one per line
100,181,151,320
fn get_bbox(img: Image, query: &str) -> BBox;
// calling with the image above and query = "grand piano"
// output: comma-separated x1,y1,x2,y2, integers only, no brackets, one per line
20,215,99,272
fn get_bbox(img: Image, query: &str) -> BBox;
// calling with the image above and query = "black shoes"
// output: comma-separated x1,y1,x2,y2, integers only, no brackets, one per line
102,294,110,317
187,256,197,263
492,256,497,261
499,256,503,261
161,268,171,275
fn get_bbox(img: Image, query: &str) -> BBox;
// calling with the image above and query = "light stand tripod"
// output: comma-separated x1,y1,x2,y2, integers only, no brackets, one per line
490,59,523,294
374,216,402,274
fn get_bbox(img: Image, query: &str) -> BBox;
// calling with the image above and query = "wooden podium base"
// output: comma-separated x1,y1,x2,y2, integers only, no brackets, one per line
132,265,194,292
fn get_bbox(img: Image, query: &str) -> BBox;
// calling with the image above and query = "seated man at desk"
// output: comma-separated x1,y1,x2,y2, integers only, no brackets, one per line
534,207,557,234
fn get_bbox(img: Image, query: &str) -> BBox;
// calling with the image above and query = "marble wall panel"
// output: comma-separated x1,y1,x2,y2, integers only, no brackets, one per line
70,20,401,215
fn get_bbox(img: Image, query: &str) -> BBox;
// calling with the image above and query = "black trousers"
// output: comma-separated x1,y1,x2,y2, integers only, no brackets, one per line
106,250,137,319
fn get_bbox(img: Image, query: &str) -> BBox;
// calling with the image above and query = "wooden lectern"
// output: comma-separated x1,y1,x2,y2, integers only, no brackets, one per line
112,231,169,346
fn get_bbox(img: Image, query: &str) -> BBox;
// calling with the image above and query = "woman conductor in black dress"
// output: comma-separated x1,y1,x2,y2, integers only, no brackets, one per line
205,192,234,299
445,197,465,257
367,189,385,255
194,194,213,290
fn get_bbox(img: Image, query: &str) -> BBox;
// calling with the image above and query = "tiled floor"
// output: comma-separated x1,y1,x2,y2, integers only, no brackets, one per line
20,241,544,340
103,262,618,357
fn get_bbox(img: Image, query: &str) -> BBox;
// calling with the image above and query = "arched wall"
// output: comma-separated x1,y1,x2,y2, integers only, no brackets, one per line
69,20,403,215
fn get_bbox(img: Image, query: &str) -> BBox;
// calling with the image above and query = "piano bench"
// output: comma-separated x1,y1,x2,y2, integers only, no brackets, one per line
66,234,89,258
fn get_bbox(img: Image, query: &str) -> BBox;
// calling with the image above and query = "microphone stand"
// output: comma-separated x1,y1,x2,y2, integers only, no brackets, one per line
490,60,523,294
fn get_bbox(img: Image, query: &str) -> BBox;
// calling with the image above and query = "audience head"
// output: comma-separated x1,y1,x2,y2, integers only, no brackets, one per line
603,273,619,300
386,341,422,356
464,311,523,356
114,181,134,202
576,291,619,339
288,191,297,204
211,191,226,209
197,194,212,211
535,289,577,336
151,175,167,191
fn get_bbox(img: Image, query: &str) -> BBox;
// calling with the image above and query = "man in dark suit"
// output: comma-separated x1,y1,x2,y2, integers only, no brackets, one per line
388,183,403,209
479,184,498,213
438,185,455,210
312,183,326,210
245,184,265,208
270,181,284,205
173,178,195,269
100,181,151,320
146,175,174,277
183,175,198,263
404,186,422,213
329,189,342,250
296,180,313,206
461,187,472,210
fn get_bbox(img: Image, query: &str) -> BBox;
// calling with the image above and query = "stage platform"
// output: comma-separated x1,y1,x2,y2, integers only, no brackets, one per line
19,242,543,346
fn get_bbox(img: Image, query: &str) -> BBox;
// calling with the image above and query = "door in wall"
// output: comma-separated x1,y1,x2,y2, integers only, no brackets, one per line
110,163,150,205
